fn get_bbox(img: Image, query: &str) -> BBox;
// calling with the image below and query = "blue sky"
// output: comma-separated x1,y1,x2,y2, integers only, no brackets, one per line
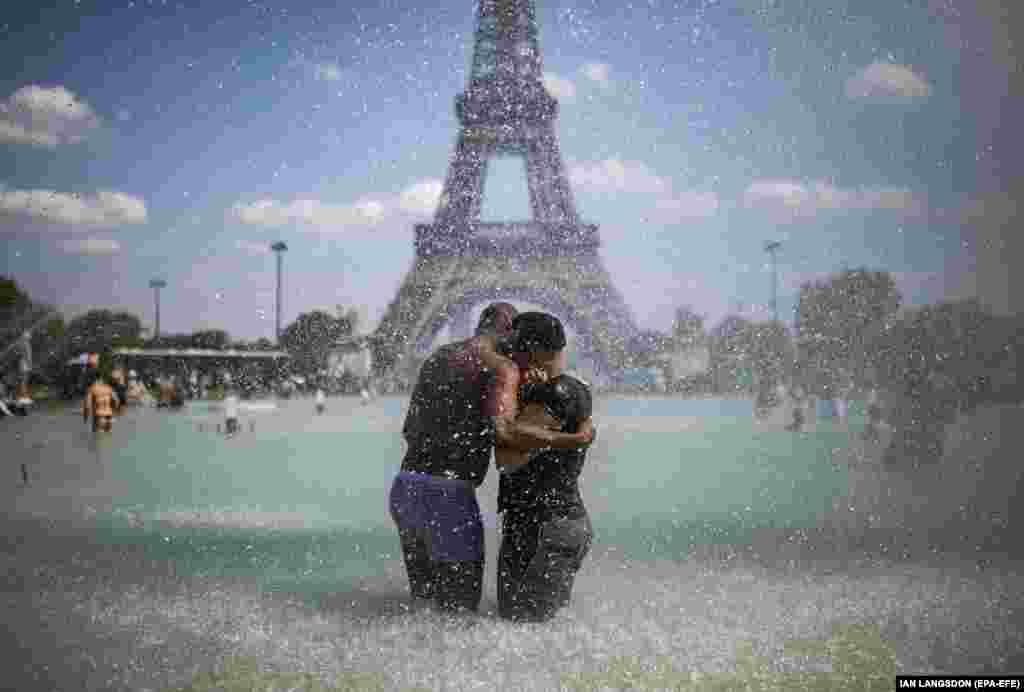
1,0,1021,341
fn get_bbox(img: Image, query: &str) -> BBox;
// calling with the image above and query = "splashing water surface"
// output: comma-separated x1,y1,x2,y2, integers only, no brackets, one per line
3,394,1023,691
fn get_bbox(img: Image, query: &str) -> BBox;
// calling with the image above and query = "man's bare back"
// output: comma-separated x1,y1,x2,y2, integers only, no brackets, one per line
84,380,116,432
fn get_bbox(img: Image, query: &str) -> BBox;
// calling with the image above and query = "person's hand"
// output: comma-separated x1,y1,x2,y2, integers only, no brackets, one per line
525,367,548,384
576,418,596,447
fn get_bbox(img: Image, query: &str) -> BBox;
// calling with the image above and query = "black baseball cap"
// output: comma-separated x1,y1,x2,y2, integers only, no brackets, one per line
511,311,566,352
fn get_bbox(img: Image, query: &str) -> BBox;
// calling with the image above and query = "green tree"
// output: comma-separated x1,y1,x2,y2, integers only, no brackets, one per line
868,298,1024,467
280,309,355,376
672,305,706,348
1,275,41,346
872,298,1016,411
796,268,901,397
0,275,32,318
336,304,360,334
190,329,231,350
709,314,754,393
152,332,193,349
30,315,67,383
627,329,674,369
64,309,145,355
749,320,793,386
709,315,792,396
1,277,64,381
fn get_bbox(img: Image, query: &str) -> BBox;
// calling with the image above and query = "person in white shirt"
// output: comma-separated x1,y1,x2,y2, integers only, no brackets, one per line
863,387,883,442
224,387,240,435
314,387,326,415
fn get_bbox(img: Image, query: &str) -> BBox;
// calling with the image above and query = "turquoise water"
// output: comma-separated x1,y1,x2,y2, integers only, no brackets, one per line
9,395,1017,691
25,395,858,592
598,395,755,418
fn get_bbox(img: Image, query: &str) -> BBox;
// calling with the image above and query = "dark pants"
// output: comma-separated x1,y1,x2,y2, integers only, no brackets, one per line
389,472,485,613
396,527,484,612
498,509,592,622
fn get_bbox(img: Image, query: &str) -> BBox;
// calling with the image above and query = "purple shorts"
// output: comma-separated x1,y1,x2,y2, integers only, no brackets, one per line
388,471,484,562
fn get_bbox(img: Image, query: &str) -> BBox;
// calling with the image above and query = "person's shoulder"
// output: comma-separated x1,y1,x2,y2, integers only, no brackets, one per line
476,337,517,373
430,339,473,364
559,371,590,387
418,343,451,370
551,372,593,418
555,372,592,396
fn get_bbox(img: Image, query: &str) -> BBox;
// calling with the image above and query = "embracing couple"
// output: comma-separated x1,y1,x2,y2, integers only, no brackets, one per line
389,303,595,622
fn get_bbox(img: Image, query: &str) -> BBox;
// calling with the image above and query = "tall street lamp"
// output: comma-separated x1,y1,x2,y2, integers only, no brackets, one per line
149,278,167,341
764,241,782,324
271,241,288,344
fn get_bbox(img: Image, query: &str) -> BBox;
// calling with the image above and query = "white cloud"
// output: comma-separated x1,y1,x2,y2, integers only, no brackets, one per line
235,239,272,256
581,62,610,85
648,191,719,220
845,62,931,100
0,85,101,147
743,180,811,210
230,197,385,229
542,72,576,102
570,158,718,222
230,178,443,233
314,62,343,82
398,179,443,216
569,158,669,195
742,179,924,219
286,56,353,84
59,237,121,255
0,187,147,228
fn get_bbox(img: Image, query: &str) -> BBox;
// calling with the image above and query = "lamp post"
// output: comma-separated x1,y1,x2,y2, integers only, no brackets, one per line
271,241,288,344
764,241,781,324
149,278,167,341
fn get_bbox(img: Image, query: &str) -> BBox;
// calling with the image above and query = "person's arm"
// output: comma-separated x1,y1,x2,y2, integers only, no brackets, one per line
484,358,593,451
83,389,92,422
494,403,556,473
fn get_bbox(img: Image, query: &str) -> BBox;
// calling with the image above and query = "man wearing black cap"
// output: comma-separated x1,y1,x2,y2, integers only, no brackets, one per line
389,304,594,613
495,311,595,622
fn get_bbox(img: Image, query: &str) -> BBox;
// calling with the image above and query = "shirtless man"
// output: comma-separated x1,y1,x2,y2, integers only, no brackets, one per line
388,303,594,613
83,373,118,432
157,377,175,407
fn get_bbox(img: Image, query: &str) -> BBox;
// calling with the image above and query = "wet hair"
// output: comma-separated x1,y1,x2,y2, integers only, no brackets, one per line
511,312,566,352
476,302,518,336
521,374,592,433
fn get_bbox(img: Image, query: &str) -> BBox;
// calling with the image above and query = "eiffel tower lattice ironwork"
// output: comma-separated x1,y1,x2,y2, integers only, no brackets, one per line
373,0,639,380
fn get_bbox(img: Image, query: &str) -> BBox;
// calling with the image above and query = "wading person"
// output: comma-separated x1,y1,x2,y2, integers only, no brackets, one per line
110,366,128,414
223,386,240,436
495,313,594,622
83,372,118,432
157,376,176,408
389,304,594,613
863,387,883,443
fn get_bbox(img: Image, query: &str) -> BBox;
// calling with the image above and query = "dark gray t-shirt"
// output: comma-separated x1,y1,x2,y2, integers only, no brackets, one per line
498,374,592,517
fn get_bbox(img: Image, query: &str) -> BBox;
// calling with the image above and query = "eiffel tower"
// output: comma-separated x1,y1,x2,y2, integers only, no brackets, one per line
373,0,638,380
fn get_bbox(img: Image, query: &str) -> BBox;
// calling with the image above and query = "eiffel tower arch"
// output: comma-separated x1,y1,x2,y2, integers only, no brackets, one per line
373,0,639,381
